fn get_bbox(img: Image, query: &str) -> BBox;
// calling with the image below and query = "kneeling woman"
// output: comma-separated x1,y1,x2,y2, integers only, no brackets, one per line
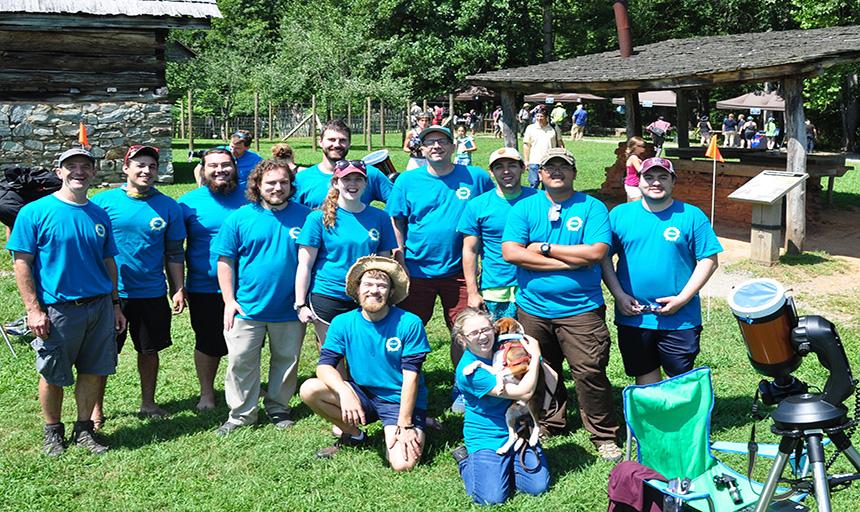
452,308,550,505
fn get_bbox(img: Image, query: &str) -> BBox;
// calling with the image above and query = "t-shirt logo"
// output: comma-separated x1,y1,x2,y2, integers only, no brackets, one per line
664,227,681,242
289,227,301,240
456,187,471,200
150,217,166,231
566,216,583,232
386,337,402,352
94,223,106,238
368,228,380,241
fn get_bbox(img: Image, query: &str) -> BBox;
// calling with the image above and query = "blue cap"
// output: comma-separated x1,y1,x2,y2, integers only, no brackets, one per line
419,126,453,142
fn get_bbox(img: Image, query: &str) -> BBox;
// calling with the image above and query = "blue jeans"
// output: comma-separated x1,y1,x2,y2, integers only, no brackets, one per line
458,445,550,505
527,164,541,188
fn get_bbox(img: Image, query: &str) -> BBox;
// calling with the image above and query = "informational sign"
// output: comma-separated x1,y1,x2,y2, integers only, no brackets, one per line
546,97,555,104
750,108,762,115
643,101,654,108
728,171,808,205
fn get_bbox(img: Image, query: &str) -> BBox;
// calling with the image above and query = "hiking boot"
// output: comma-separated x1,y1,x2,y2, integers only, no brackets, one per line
597,442,623,463
267,412,294,429
316,431,368,459
71,420,109,455
43,423,66,457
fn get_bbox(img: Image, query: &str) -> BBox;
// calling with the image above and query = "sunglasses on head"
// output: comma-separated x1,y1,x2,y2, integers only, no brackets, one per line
232,132,249,139
334,159,366,170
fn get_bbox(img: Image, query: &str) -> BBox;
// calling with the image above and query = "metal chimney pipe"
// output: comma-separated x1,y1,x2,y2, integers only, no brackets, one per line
614,0,633,58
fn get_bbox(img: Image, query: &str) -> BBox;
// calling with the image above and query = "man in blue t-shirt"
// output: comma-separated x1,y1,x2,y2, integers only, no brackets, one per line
502,147,622,463
458,147,537,321
211,159,311,435
294,119,392,208
92,145,186,421
602,157,721,386
387,126,493,359
7,148,127,456
570,105,587,141
193,130,262,189
178,148,247,411
300,256,430,471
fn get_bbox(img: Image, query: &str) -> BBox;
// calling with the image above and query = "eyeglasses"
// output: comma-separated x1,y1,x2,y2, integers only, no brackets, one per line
464,326,494,340
334,159,366,170
421,138,452,148
548,203,562,222
542,165,574,173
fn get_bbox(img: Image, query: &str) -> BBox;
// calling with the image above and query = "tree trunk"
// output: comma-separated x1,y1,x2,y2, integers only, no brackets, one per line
542,0,553,62
840,71,858,152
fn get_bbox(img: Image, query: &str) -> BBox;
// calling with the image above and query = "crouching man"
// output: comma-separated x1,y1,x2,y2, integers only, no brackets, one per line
300,256,430,471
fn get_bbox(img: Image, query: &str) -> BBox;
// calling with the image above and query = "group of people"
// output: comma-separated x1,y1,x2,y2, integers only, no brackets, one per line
10,116,722,506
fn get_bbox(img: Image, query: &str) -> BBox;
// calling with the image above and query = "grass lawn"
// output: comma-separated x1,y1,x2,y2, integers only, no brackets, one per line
1,136,859,510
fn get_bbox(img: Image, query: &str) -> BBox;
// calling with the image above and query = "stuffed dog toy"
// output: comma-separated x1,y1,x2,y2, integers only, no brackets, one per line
461,317,542,454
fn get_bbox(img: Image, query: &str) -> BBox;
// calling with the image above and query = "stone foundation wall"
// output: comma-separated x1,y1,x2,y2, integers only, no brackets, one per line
0,102,173,184
600,141,823,228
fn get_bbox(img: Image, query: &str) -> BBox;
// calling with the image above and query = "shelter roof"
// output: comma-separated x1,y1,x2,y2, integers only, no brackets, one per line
0,0,221,28
467,25,860,94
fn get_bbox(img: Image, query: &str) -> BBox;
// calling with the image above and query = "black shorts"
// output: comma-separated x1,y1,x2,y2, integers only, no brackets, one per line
188,292,228,358
616,324,702,378
309,292,358,324
116,297,172,354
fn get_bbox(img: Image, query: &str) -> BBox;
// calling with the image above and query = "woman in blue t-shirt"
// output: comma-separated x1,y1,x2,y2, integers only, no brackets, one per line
452,308,549,505
295,160,397,349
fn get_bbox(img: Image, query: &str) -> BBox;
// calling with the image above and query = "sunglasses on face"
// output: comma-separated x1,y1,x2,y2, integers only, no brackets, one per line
421,138,452,148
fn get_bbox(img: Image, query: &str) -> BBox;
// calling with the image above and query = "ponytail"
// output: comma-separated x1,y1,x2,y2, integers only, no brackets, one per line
322,177,339,230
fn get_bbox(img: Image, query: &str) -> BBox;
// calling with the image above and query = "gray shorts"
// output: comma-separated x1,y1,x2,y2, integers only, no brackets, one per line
31,295,118,386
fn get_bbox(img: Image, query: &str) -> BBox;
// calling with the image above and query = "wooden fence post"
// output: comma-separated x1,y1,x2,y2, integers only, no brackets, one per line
380,102,385,146
367,96,372,152
254,91,260,152
188,90,194,153
312,95,318,151
268,102,273,140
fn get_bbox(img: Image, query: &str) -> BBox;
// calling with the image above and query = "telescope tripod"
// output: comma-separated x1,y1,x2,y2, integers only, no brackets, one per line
754,398,860,512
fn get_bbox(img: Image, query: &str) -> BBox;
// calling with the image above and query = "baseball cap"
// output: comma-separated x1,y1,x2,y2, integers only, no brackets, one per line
540,148,576,167
333,159,368,178
419,126,453,142
124,145,160,166
639,157,675,175
58,148,95,166
489,147,523,166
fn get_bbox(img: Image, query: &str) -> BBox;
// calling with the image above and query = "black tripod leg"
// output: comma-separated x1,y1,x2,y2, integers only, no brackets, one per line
806,432,832,512
755,436,800,512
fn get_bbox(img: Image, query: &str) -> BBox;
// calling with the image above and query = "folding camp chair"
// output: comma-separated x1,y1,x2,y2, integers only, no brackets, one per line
623,367,805,512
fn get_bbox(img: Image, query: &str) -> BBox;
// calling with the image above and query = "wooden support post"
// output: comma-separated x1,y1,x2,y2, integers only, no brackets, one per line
624,91,641,139
347,101,352,135
254,91,260,152
187,90,194,153
380,101,385,146
500,89,518,148
783,77,807,254
404,99,410,143
268,102,273,140
676,90,690,148
367,97,373,152
449,93,454,126
312,95,318,151
179,98,185,140
423,99,428,113
750,202,782,266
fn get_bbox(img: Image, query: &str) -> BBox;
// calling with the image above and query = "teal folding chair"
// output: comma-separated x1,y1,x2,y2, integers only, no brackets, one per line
623,367,805,512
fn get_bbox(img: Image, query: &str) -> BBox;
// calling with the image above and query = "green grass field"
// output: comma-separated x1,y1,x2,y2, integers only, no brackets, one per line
1,135,859,510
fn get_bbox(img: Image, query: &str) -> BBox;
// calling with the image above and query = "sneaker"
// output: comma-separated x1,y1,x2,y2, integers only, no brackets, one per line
213,421,242,436
267,412,294,429
71,420,108,455
316,431,368,459
597,442,623,463
451,393,466,414
43,423,66,457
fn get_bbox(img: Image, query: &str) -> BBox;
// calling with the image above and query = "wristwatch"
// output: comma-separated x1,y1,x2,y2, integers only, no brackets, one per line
540,243,551,256
293,303,306,311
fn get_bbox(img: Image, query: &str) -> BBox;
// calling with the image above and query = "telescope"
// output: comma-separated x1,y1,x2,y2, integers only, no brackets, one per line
728,278,860,512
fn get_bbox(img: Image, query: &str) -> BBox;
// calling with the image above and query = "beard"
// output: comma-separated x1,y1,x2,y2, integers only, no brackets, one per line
359,293,388,313
202,174,238,195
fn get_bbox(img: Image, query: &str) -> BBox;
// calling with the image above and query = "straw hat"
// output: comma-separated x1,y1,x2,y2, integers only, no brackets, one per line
345,256,410,305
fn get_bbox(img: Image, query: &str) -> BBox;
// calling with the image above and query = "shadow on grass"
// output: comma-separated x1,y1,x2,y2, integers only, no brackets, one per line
778,252,829,266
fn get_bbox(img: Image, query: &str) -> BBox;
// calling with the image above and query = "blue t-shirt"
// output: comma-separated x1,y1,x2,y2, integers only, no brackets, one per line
297,206,398,300
723,118,738,131
294,164,392,209
503,191,611,318
386,164,494,278
323,307,430,409
177,186,248,293
609,200,723,330
454,136,475,165
573,108,588,126
455,348,512,453
6,194,118,305
236,150,263,188
91,188,186,299
457,187,539,290
212,201,311,322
